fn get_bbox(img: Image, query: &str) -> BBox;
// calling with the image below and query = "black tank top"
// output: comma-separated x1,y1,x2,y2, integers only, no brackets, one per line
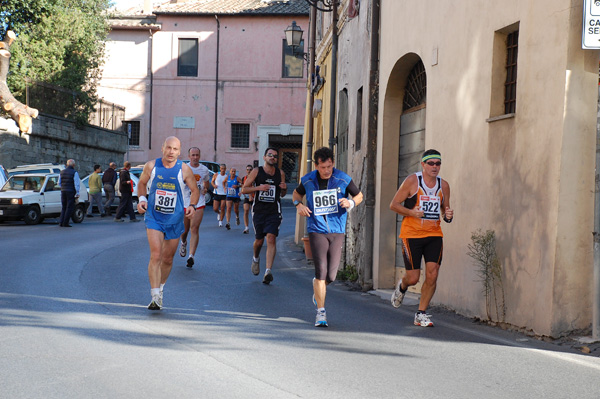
252,166,282,214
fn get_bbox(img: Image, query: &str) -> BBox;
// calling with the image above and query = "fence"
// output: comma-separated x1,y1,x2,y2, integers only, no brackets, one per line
26,81,125,131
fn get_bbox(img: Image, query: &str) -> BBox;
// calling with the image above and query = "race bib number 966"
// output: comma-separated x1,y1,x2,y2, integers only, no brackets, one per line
155,190,177,214
313,189,338,216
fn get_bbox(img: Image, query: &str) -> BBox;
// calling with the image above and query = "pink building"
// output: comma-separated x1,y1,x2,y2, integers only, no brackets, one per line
101,0,309,182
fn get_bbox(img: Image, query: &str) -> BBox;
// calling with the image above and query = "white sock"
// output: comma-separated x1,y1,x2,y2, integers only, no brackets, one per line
159,283,165,292
253,256,259,262
266,268,271,273
188,254,194,259
151,288,160,297
318,307,325,313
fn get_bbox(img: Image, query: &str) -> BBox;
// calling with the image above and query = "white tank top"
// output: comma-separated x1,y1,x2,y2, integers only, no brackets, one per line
215,173,227,195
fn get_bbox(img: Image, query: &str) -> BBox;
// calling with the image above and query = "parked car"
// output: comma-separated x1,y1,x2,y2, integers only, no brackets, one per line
0,173,88,224
8,163,65,176
0,165,7,188
81,172,140,212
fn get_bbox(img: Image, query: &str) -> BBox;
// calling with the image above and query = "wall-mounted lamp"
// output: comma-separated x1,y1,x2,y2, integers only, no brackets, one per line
285,21,308,61
253,137,259,152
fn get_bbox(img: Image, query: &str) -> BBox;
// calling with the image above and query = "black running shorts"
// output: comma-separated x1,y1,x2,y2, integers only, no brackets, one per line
400,236,443,270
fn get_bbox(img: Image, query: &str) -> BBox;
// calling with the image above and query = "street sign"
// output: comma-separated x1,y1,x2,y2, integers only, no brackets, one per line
582,0,600,49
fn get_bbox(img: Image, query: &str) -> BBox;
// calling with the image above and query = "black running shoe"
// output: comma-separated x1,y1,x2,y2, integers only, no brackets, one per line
187,257,194,268
226,223,231,230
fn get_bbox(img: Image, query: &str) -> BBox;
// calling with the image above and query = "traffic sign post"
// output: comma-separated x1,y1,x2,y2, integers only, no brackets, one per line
582,0,600,49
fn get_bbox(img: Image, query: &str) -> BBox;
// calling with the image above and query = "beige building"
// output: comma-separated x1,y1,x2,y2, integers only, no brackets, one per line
374,0,599,337
301,0,599,337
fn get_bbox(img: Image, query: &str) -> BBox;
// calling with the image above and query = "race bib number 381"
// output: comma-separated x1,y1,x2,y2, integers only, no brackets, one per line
313,189,338,216
155,190,177,214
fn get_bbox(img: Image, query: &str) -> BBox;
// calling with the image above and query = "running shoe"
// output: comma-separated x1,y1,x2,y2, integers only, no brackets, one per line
236,217,240,225
251,258,260,275
158,291,163,308
187,257,194,268
148,294,162,310
391,285,405,308
414,312,434,327
219,221,223,227
226,223,231,230
243,227,249,234
179,241,187,257
262,269,273,284
315,309,328,327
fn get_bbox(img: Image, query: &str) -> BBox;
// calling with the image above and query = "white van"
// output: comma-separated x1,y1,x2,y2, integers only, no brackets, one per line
8,163,65,176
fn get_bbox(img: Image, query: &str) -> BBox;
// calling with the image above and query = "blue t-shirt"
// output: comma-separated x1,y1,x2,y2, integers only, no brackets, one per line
146,158,185,226
226,174,240,199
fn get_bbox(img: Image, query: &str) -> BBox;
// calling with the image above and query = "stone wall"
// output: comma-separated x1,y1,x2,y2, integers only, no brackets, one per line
0,113,128,176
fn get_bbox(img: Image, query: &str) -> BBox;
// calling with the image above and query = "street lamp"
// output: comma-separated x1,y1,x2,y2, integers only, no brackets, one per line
285,21,307,61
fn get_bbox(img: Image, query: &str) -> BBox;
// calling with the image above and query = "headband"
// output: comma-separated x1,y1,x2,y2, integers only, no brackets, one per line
422,154,441,162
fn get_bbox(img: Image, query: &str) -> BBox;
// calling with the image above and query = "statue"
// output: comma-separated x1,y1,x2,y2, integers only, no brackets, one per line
0,30,39,132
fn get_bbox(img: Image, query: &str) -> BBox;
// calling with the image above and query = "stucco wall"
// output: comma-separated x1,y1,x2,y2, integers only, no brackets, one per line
100,14,308,169
0,115,128,176
376,0,598,336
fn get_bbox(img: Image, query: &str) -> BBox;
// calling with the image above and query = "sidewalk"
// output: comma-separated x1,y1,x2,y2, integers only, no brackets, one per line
277,233,600,357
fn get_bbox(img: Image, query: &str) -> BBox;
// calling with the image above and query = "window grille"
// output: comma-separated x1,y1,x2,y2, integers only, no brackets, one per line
231,123,250,148
504,30,518,114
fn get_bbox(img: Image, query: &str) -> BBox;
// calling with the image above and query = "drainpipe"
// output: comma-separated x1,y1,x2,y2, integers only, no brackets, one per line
214,15,220,162
594,98,600,340
328,2,338,150
363,0,380,289
307,6,316,171
148,29,154,150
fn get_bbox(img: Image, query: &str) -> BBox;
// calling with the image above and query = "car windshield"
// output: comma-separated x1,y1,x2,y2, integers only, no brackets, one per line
129,169,143,179
1,175,46,192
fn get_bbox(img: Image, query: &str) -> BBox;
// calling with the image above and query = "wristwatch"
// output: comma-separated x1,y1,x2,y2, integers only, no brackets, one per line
189,204,197,210
293,200,302,207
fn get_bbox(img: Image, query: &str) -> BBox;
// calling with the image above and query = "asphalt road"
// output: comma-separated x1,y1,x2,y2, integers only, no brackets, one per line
1,204,600,398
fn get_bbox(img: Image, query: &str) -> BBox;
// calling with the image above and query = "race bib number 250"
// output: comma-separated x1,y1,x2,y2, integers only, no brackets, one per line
258,185,276,203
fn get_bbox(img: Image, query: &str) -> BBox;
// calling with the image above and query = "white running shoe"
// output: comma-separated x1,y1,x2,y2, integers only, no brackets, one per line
391,285,405,308
251,258,260,275
179,241,187,257
243,227,249,234
148,294,162,310
262,269,273,284
414,312,434,327
219,221,223,227
158,291,163,308
315,310,328,327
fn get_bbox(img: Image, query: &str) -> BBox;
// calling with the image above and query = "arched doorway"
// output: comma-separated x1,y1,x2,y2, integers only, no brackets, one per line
395,59,427,290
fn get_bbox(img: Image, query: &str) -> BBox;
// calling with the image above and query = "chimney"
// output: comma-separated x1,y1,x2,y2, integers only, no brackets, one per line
143,0,152,14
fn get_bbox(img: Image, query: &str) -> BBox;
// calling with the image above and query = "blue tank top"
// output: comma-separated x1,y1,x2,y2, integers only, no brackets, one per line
146,158,185,225
226,175,240,198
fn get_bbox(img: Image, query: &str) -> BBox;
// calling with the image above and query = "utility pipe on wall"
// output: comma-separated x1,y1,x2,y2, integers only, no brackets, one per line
306,6,316,171
213,15,220,162
328,2,338,150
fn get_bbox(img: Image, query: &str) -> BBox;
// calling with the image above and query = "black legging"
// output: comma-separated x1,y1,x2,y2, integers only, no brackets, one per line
308,232,345,283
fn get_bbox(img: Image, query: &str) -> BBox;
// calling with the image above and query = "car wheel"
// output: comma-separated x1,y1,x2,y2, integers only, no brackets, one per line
24,206,42,225
205,191,213,206
72,204,85,223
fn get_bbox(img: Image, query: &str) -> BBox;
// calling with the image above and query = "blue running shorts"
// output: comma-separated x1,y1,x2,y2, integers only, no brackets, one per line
145,218,185,240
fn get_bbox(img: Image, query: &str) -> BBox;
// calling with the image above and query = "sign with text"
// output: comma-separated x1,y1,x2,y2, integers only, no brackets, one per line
582,0,600,48
173,117,195,129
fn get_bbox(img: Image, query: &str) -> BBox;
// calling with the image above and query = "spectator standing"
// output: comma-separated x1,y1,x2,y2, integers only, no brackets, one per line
58,159,80,227
102,162,117,216
87,164,106,217
114,161,139,222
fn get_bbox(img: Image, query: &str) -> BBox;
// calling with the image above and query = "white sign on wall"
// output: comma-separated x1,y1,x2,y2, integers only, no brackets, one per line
582,0,600,49
173,117,195,129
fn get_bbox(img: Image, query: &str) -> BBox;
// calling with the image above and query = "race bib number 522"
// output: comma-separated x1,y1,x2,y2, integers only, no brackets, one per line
419,195,440,220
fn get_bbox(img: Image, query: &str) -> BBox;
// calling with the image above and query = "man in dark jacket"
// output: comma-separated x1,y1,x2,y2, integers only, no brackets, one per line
102,162,117,216
58,159,80,227
114,161,139,222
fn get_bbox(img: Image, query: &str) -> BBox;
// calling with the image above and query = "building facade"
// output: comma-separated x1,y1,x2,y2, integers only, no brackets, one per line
300,0,599,337
101,0,309,177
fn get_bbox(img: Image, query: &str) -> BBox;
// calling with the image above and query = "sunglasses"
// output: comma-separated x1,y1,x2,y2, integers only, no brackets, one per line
266,154,278,158
426,161,441,166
